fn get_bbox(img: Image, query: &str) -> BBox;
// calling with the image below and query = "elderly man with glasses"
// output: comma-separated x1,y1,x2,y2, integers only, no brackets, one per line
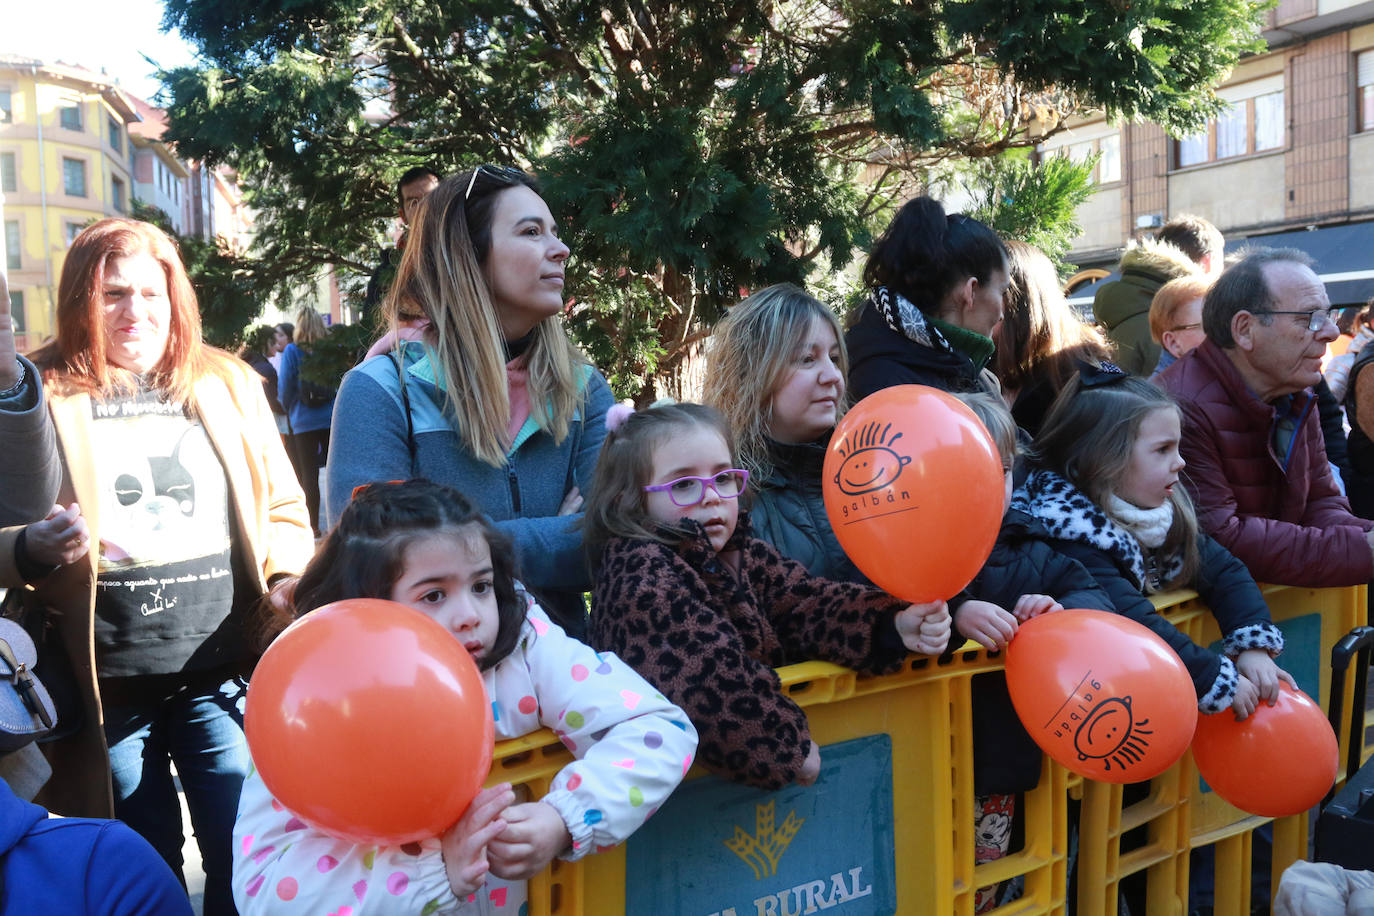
1155,247,1374,587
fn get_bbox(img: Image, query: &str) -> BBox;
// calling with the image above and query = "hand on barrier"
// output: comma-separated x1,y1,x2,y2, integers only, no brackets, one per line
24,503,90,566
442,783,514,899
796,741,822,787
952,599,1017,651
1234,649,1297,707
1012,593,1063,621
1231,673,1260,720
558,486,583,516
488,800,574,880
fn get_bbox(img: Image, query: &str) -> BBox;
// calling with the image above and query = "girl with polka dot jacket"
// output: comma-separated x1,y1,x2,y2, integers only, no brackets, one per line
234,481,697,915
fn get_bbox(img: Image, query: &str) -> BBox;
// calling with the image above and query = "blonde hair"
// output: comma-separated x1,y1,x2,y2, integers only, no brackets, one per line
293,307,329,348
703,284,847,486
388,168,587,467
1148,276,1213,344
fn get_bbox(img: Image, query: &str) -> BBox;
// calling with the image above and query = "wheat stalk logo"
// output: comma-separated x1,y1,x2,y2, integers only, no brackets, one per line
723,801,805,879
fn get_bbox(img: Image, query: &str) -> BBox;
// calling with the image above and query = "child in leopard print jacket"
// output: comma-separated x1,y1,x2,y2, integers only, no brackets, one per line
1016,372,1293,718
585,403,964,791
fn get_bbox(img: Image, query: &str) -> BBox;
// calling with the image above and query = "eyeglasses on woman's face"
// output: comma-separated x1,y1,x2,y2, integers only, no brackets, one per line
642,469,750,508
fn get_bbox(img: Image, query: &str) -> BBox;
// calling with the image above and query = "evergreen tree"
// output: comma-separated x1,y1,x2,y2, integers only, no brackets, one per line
160,0,1266,398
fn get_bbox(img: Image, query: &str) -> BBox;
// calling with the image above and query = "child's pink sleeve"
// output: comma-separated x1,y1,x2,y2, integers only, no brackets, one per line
520,606,698,859
232,763,461,915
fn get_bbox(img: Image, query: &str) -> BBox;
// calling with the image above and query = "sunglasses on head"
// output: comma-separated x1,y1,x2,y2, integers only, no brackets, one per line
464,164,528,201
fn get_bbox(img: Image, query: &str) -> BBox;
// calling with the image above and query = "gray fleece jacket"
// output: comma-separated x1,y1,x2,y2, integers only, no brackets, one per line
0,355,62,527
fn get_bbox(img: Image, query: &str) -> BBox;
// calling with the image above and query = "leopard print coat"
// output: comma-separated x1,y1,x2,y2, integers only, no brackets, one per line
590,514,910,790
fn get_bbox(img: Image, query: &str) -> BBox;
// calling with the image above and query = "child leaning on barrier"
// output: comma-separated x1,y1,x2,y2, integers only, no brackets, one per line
954,393,1115,913
1015,370,1294,719
234,480,697,915
585,402,959,792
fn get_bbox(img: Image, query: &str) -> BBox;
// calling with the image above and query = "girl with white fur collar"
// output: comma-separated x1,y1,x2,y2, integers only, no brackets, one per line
1014,370,1293,717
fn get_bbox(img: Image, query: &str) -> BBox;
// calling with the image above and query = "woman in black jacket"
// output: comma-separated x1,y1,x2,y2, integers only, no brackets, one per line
847,197,1009,399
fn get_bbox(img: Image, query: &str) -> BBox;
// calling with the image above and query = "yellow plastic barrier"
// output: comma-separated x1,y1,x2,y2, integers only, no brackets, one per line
483,583,1366,915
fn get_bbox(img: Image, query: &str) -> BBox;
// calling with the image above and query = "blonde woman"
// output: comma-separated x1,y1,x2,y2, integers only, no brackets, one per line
703,283,862,581
326,167,612,636
277,306,335,534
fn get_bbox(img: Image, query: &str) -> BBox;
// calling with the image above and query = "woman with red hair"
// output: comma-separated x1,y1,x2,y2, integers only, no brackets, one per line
0,218,313,915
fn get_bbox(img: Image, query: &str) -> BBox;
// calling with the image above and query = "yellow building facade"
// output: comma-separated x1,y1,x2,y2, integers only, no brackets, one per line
0,56,138,351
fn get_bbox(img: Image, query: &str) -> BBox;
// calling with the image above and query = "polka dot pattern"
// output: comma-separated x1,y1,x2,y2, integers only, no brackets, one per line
571,663,589,681
565,710,585,728
387,872,409,895
276,877,298,901
517,695,538,715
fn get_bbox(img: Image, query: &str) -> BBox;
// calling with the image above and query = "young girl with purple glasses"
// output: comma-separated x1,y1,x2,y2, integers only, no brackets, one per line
584,403,955,791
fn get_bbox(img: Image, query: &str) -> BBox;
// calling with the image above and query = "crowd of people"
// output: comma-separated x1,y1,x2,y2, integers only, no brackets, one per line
0,165,1367,914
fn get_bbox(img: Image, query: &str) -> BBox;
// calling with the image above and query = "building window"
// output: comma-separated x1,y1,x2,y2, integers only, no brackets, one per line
0,152,15,194
8,292,23,334
0,90,11,124
1174,77,1285,167
59,102,82,131
65,222,83,246
112,176,126,213
1358,50,1374,132
108,116,123,153
62,157,86,197
1052,130,1123,185
4,221,19,271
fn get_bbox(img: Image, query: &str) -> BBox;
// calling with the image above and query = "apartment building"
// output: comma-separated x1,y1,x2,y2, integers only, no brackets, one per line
1050,0,1374,309
0,55,139,350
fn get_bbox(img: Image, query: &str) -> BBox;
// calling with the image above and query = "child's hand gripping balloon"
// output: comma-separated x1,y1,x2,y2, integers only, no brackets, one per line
953,600,1018,651
1012,594,1063,621
1234,649,1298,706
895,600,952,656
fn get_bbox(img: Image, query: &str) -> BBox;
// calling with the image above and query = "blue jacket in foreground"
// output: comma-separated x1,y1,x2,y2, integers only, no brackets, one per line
0,777,191,914
326,342,613,627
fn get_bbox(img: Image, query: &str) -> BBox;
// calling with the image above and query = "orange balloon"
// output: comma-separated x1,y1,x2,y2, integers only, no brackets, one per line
1005,609,1198,783
822,385,1003,602
1191,681,1338,817
245,599,494,844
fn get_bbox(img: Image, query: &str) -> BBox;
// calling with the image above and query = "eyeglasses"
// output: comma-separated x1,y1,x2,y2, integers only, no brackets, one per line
1251,308,1333,333
464,164,527,201
643,469,750,508
1169,322,1203,332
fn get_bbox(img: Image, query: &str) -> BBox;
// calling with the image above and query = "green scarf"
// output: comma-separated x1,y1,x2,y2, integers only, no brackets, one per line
928,316,995,371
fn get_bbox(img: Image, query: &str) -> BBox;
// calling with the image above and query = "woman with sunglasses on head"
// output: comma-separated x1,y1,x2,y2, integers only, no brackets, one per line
585,403,952,791
846,196,1010,400
326,166,612,637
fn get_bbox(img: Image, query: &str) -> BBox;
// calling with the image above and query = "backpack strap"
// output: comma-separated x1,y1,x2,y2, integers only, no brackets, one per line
389,347,418,477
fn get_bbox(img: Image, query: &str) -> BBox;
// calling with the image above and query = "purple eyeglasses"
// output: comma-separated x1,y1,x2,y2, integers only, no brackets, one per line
643,469,749,508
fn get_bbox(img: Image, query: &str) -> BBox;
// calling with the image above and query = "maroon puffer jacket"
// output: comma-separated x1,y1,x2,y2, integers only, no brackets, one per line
1156,338,1374,586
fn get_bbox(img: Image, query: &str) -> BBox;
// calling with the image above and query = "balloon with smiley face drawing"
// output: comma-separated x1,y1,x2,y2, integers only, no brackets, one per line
1005,609,1197,782
822,384,1002,602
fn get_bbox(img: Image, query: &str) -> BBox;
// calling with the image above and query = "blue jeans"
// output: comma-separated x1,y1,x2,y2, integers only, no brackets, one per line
103,674,250,916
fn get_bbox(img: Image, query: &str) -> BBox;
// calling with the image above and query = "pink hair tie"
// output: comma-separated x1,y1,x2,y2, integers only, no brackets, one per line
605,402,635,432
